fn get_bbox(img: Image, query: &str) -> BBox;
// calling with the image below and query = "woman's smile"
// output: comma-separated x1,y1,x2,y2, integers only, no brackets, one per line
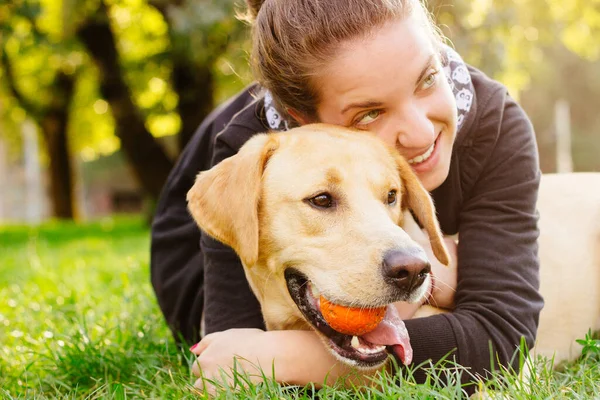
405,132,441,175
407,141,435,165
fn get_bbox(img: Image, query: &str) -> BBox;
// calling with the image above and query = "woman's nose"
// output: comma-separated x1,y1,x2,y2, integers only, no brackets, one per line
380,106,435,150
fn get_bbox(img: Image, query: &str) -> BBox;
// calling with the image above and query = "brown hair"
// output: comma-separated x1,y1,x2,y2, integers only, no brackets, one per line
244,0,445,123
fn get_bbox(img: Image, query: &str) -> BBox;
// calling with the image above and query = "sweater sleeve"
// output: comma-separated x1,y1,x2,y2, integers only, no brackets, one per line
403,88,543,382
150,86,262,345
201,120,267,334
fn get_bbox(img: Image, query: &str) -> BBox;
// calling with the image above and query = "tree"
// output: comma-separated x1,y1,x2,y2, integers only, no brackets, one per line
429,0,600,95
428,0,600,172
75,0,247,198
0,1,77,218
0,0,250,217
148,0,246,150
76,0,174,200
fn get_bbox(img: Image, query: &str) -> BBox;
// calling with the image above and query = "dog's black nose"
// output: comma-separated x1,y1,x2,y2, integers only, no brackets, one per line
382,248,431,294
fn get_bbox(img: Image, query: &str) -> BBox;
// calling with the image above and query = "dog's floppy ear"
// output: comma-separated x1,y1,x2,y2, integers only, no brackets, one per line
187,133,279,266
395,153,450,266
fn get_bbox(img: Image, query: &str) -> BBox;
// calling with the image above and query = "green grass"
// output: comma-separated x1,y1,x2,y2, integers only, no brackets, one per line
1,218,599,399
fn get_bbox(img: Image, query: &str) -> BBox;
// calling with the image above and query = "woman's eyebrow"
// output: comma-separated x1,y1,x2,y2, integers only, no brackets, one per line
415,54,436,86
341,100,383,115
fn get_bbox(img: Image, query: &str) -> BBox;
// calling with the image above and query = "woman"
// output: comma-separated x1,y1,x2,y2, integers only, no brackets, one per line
150,0,543,392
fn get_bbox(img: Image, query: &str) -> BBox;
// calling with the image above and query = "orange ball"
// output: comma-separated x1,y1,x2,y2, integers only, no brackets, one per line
319,296,386,336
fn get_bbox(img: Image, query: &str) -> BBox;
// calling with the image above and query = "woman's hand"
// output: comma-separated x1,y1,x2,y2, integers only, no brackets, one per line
190,328,275,394
190,328,369,395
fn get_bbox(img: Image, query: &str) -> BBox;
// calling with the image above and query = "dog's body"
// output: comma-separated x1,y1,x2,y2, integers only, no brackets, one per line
188,124,600,368
533,173,600,362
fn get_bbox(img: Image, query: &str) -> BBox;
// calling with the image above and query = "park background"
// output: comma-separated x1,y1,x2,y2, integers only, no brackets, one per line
1,0,599,398
0,0,599,222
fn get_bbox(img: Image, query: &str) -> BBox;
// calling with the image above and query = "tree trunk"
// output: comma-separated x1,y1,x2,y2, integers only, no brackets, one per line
77,0,174,200
22,120,43,223
39,72,76,219
147,1,220,152
173,59,214,151
1,45,77,219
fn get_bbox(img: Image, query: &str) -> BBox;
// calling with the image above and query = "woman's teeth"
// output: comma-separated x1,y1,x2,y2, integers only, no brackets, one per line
408,142,435,165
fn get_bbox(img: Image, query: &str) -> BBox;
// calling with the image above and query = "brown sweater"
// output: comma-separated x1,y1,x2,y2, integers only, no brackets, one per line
150,66,543,386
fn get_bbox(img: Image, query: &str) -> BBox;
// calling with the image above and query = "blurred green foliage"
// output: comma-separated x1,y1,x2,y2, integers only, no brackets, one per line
432,0,600,91
431,0,600,172
0,0,251,162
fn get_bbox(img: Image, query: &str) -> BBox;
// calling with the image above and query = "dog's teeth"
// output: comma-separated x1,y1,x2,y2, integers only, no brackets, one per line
352,336,386,354
358,346,378,355
349,331,388,354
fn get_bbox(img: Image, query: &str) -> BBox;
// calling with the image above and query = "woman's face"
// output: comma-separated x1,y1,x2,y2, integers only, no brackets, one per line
312,15,457,191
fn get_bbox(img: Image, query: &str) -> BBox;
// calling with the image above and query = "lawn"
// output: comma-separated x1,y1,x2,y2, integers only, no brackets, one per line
1,218,598,399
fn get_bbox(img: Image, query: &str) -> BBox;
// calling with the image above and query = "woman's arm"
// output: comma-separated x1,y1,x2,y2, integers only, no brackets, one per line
403,86,543,383
200,110,273,334
150,85,260,344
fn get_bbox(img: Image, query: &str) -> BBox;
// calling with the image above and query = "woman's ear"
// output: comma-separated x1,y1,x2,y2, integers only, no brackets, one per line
187,134,279,266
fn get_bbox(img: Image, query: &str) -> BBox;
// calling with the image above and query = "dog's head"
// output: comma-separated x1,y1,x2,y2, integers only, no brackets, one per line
187,124,449,369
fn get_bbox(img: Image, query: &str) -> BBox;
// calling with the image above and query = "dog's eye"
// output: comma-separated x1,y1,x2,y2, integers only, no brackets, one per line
387,190,397,205
308,193,334,209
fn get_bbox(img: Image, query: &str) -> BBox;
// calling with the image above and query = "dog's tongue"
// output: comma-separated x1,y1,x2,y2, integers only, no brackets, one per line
361,305,413,365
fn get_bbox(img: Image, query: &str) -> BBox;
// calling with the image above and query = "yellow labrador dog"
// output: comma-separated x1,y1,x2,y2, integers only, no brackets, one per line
187,123,600,370
534,172,600,363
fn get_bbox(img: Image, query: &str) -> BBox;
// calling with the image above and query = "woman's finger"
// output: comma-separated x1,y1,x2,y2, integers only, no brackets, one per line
190,334,213,356
193,377,203,390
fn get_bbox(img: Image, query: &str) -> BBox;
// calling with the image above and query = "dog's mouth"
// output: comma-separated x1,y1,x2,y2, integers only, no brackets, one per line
284,269,413,369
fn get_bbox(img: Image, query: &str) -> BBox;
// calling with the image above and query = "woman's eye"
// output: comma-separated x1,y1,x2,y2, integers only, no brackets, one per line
308,193,334,209
387,190,397,205
355,110,381,127
421,70,439,90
